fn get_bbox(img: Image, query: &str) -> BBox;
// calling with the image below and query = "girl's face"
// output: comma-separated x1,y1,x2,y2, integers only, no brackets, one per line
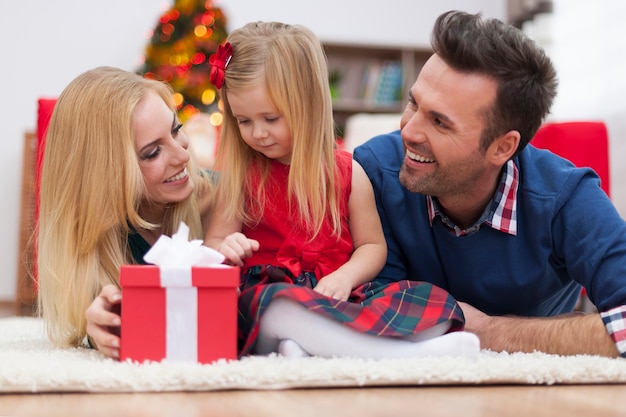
227,82,293,164
133,91,194,205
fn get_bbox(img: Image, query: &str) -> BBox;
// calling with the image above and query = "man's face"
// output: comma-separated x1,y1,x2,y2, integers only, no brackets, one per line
398,54,498,200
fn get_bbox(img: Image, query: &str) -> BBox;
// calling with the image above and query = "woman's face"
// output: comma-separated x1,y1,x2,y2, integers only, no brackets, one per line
133,91,194,205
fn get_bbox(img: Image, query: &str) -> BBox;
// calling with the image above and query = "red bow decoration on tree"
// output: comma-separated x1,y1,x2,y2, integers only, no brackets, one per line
209,42,233,89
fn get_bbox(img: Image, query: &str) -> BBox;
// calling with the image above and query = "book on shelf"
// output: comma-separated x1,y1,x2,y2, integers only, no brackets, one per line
375,60,403,104
360,60,403,105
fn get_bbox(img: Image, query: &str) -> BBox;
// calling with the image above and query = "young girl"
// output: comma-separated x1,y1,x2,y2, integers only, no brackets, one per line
206,21,479,358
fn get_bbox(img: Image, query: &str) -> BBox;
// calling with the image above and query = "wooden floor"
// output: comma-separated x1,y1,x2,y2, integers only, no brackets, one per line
2,302,625,416
2,385,626,417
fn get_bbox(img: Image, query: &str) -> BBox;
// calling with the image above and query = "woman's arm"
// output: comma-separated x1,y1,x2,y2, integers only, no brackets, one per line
314,160,387,300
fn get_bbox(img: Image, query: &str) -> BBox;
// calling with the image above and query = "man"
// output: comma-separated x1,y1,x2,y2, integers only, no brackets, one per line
354,10,626,357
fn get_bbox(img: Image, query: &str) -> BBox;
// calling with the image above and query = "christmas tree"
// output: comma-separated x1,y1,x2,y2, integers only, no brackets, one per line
137,0,228,123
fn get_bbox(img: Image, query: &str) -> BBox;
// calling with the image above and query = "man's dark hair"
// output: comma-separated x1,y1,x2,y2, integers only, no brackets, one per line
431,10,558,155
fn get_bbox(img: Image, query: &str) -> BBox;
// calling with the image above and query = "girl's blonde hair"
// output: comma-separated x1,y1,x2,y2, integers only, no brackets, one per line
37,66,211,347
215,21,341,238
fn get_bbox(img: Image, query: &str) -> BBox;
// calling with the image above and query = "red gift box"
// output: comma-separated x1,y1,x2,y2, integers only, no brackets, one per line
119,264,239,364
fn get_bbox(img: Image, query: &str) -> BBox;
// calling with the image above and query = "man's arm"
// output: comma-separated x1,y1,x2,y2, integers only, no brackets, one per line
459,302,620,357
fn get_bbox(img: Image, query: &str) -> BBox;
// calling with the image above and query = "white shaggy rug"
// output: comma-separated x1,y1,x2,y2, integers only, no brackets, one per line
1,317,626,393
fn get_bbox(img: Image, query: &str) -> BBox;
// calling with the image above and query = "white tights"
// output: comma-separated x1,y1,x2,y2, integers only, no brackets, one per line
256,297,480,359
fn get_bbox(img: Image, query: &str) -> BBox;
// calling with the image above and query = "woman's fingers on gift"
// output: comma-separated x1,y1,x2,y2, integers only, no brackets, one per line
85,315,121,359
101,284,122,305
97,335,121,359
85,285,122,359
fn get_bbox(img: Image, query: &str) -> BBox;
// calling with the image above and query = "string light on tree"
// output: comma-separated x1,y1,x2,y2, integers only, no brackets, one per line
137,0,228,124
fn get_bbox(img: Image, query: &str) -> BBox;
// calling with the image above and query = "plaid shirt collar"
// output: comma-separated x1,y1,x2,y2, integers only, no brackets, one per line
427,159,519,236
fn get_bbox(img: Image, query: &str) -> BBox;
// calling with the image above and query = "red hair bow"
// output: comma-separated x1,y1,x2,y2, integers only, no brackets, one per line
209,42,232,89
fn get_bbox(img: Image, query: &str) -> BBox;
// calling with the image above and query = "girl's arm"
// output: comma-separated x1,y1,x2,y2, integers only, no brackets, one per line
313,160,387,300
204,198,259,267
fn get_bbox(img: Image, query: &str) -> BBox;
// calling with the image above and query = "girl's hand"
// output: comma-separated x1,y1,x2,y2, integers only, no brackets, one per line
313,273,352,301
219,232,260,267
85,285,122,359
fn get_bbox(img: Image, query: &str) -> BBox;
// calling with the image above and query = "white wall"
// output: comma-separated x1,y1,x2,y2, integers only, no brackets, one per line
526,0,626,218
0,0,509,301
1,0,166,301
218,0,505,47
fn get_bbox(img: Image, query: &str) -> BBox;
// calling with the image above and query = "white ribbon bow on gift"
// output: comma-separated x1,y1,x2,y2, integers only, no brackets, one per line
144,221,225,268
142,221,226,362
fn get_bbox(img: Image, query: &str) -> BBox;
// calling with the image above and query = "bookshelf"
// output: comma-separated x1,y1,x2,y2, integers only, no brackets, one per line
323,42,432,135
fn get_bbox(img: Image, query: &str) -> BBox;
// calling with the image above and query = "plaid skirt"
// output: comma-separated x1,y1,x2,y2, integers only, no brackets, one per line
238,265,465,356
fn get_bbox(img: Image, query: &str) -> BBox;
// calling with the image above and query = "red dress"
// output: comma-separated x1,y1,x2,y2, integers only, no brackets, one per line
243,149,354,280
237,149,464,355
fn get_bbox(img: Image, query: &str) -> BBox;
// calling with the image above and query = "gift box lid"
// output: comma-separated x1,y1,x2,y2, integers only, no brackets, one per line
120,265,240,288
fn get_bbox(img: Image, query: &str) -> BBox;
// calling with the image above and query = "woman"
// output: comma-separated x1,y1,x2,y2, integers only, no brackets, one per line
37,66,214,358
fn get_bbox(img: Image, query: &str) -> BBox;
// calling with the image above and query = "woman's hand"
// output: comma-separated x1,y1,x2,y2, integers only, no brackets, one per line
85,284,122,359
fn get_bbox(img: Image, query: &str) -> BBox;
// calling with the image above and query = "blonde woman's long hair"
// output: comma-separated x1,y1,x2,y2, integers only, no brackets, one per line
37,66,210,347
215,21,341,239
